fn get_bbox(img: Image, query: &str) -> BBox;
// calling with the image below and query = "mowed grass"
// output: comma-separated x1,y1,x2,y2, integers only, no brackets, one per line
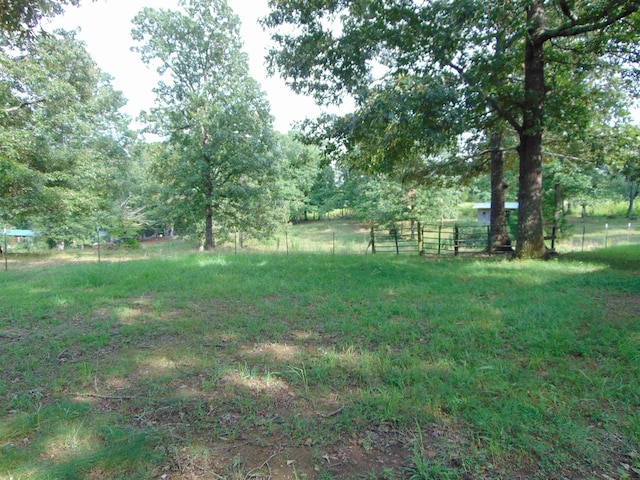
0,246,639,479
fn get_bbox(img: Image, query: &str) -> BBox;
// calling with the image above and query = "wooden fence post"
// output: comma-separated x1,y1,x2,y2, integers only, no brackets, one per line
417,221,423,254
394,228,399,254
370,227,376,254
454,224,460,256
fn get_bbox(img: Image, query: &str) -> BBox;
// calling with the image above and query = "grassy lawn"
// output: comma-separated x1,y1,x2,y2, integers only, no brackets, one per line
1,244,639,479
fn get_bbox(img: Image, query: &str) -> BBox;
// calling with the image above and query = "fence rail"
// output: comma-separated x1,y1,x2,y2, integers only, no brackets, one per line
371,223,556,256
368,227,420,254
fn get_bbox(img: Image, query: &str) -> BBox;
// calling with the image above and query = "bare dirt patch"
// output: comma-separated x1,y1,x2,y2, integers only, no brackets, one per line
605,293,640,321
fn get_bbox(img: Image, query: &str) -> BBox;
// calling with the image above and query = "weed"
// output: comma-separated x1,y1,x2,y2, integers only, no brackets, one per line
285,364,311,397
223,454,273,479
403,424,459,480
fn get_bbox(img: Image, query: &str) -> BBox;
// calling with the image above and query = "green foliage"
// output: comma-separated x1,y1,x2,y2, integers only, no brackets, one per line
0,0,80,45
0,30,137,245
274,131,331,222
132,0,277,249
349,175,463,226
601,124,640,217
413,180,463,223
350,177,408,226
263,0,640,258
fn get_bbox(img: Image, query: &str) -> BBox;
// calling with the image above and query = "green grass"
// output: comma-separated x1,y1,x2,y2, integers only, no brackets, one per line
1,243,639,479
560,215,639,252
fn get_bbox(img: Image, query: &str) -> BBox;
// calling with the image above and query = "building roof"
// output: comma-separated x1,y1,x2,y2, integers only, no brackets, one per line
472,202,519,210
4,229,35,237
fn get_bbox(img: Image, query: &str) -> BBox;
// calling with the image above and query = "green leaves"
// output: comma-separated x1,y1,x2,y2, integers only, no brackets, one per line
264,0,640,258
1,30,136,240
0,0,81,46
132,0,276,249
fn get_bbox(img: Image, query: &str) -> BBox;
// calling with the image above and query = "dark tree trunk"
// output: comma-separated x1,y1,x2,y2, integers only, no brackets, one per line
204,152,215,251
489,131,512,252
205,203,215,250
515,1,547,259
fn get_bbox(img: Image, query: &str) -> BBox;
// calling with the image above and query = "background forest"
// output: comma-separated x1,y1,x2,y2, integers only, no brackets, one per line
1,0,640,256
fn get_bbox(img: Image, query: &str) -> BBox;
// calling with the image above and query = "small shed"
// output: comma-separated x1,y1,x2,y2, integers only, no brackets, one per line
5,229,35,238
472,202,519,225
4,229,35,244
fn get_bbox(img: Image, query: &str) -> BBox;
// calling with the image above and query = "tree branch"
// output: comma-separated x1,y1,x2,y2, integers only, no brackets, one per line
447,62,523,134
2,98,46,114
539,1,640,43
558,0,578,23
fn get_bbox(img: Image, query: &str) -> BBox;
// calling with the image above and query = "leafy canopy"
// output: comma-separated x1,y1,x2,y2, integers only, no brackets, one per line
0,0,82,45
132,0,277,249
0,30,135,241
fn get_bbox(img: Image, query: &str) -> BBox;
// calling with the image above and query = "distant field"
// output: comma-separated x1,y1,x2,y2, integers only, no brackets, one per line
1,244,639,479
560,215,639,252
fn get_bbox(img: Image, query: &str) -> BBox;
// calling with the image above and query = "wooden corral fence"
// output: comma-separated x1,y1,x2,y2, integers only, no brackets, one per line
370,223,558,255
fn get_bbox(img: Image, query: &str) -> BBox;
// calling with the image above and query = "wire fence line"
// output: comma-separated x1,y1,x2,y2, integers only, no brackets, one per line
557,222,638,252
361,221,639,256
1,220,639,269
240,221,637,255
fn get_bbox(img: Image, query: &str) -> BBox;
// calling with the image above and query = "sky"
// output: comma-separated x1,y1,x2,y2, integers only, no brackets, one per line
48,0,348,133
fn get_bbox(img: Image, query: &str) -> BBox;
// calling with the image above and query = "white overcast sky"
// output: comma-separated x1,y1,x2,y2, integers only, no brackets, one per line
48,0,348,133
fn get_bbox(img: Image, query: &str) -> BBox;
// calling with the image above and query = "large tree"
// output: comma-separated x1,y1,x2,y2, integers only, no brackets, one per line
264,0,640,258
0,30,135,244
132,0,275,250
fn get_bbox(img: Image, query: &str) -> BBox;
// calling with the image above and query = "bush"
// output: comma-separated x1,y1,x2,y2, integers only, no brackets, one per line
116,237,141,249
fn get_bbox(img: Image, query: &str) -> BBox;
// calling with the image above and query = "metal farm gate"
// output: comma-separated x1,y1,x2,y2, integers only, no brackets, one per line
368,225,421,254
368,223,550,256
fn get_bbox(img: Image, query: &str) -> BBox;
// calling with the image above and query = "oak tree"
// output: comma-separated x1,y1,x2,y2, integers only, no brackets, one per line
132,0,276,250
264,0,640,258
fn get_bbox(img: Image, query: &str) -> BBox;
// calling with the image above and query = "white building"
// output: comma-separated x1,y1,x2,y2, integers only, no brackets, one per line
472,202,519,225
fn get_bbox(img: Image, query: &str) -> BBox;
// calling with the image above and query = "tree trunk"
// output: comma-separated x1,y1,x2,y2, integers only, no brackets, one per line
204,152,215,251
205,203,215,250
489,131,512,252
515,1,547,259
